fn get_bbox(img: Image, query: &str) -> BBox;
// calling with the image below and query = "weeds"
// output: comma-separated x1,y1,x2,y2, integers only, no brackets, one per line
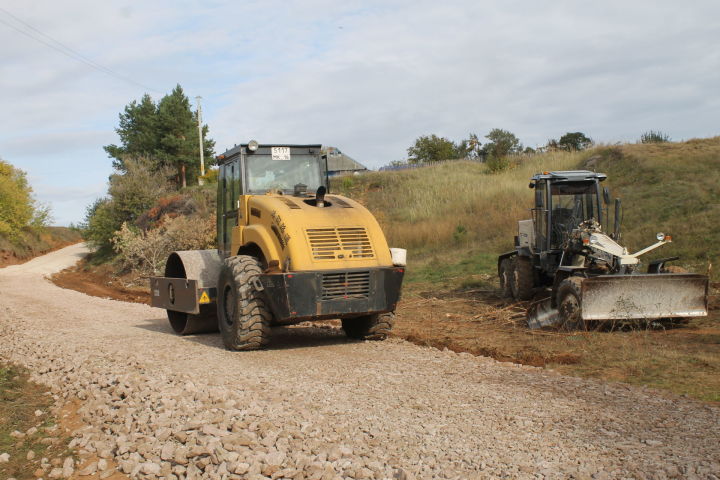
112,215,215,276
0,363,73,479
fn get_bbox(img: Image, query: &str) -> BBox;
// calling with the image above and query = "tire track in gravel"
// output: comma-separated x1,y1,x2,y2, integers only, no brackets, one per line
1,244,718,479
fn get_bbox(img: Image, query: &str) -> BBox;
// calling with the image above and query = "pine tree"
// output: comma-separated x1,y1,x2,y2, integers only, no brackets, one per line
104,85,215,187
104,94,159,171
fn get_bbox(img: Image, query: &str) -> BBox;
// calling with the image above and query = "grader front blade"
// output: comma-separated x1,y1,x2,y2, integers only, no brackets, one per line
580,273,708,321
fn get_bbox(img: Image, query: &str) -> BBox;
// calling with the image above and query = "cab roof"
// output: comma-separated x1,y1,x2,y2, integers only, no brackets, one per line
531,170,607,182
217,143,322,164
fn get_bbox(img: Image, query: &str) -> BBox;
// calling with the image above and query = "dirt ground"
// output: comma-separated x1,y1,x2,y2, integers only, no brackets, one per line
51,259,720,403
51,261,149,305
394,287,720,402
8,244,720,479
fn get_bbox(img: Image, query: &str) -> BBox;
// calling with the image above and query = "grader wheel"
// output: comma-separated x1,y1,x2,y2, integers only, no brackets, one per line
511,256,535,300
556,277,585,331
499,258,514,298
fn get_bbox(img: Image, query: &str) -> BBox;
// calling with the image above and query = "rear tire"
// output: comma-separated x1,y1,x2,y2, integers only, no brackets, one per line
342,312,394,340
499,258,513,298
511,256,534,300
556,277,585,331
217,255,272,351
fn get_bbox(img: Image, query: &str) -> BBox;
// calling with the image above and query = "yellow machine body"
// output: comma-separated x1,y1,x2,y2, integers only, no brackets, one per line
152,144,404,333
231,193,393,272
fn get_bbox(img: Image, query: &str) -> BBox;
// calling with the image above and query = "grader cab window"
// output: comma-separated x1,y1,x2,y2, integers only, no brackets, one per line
549,181,600,247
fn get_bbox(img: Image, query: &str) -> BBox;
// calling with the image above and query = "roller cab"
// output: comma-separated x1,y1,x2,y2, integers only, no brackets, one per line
151,143,405,350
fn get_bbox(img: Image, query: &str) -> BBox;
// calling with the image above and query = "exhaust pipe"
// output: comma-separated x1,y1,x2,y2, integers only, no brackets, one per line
613,198,622,241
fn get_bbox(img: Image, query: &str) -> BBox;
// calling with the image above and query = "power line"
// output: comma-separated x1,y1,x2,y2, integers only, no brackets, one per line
0,7,160,93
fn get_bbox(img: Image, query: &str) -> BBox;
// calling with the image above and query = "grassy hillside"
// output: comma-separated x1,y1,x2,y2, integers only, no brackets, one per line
333,137,720,289
591,139,720,276
332,138,719,402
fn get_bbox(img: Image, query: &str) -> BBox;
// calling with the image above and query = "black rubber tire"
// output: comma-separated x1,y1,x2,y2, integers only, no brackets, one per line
217,255,272,351
511,256,534,300
556,277,585,331
499,258,513,298
341,312,395,340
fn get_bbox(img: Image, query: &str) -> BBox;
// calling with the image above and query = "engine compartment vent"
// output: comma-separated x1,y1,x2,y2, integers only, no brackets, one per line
321,271,371,300
328,196,353,208
306,227,375,261
279,197,301,209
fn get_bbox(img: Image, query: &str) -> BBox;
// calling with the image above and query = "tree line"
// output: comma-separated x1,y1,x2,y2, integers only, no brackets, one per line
402,130,593,165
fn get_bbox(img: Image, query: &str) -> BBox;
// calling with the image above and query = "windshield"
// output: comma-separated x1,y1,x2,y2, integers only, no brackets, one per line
549,181,600,245
246,154,325,194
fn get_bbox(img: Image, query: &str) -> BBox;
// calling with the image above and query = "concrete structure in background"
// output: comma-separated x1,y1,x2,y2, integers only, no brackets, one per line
323,147,368,176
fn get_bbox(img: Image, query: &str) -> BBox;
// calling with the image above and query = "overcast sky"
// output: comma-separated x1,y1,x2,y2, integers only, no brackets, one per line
1,0,718,225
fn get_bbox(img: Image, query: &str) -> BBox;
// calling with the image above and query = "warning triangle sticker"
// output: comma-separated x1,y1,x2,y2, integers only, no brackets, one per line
199,291,210,304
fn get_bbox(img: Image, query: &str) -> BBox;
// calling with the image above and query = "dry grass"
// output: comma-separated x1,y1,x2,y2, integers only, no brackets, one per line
333,137,720,280
591,137,720,276
0,363,74,479
335,151,583,252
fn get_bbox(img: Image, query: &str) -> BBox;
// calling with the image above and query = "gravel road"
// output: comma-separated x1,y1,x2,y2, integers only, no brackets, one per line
1,244,719,480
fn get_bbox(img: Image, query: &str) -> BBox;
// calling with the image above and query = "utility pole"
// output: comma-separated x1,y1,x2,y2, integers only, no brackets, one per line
196,96,205,185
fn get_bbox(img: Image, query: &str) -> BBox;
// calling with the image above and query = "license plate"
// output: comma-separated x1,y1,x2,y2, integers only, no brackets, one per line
271,146,291,160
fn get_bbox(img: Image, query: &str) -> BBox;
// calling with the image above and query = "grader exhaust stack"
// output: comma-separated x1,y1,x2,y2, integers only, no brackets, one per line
500,170,709,329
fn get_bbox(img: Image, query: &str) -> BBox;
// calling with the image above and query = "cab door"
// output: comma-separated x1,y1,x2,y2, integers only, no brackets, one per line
218,160,241,257
533,179,548,252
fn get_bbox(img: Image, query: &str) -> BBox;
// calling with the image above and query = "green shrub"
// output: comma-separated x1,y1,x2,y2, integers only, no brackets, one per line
640,130,671,143
82,198,118,252
0,160,36,235
453,224,468,243
341,176,355,190
486,155,510,173
199,167,219,184
107,157,173,225
83,157,174,252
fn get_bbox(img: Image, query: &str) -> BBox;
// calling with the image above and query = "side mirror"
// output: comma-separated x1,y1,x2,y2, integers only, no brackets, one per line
529,182,535,189
603,187,611,205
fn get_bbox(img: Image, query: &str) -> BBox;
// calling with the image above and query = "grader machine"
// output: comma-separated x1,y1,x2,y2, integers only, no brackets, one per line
498,170,708,329
151,142,405,350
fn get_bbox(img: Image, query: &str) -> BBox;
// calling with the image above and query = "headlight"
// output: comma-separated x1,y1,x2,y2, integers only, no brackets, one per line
589,235,599,244
247,140,259,152
656,232,665,241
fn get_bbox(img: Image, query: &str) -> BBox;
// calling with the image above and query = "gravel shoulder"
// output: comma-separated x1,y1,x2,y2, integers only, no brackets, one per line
1,244,719,479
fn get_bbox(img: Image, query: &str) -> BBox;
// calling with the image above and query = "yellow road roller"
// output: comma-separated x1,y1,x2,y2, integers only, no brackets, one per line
150,142,405,350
